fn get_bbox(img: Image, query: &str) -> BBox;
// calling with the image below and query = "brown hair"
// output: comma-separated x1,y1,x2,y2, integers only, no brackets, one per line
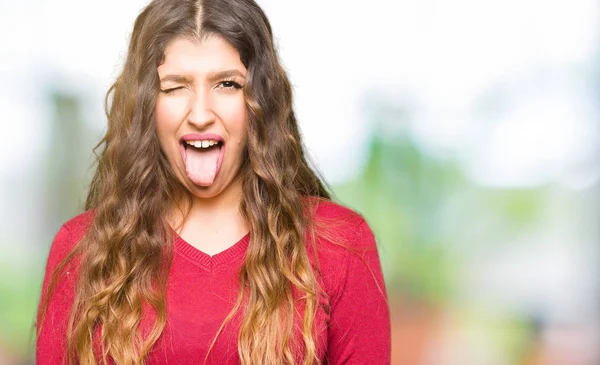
37,0,333,364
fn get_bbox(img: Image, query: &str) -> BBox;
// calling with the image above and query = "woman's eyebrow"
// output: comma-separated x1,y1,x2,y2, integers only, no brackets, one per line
159,74,193,84
207,69,246,81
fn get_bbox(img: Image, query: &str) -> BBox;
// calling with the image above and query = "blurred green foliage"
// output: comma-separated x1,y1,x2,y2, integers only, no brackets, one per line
0,262,41,361
334,133,464,303
334,129,547,305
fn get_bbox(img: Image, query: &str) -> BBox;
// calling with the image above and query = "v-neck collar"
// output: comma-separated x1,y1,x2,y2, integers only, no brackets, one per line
173,231,251,271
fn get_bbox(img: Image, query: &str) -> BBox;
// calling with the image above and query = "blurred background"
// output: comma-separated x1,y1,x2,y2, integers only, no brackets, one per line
1,0,599,364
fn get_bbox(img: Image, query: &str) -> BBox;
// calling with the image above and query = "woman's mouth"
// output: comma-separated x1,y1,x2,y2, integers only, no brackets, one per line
180,136,225,186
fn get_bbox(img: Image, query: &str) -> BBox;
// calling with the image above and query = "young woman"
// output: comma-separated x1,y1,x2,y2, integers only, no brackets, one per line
36,0,391,364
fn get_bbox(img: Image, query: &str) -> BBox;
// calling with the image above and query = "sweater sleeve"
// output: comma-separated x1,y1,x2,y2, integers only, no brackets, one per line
326,219,391,364
36,224,78,365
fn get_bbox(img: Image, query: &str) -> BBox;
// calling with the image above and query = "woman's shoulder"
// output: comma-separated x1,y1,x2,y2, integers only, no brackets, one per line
46,210,95,270
303,198,383,306
305,197,373,248
61,210,95,234
305,196,365,223
55,210,95,244
310,198,363,220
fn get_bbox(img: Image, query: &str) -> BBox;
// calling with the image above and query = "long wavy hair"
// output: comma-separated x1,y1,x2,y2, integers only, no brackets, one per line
37,0,333,364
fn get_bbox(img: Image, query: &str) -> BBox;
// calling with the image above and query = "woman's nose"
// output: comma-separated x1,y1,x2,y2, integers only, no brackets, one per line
186,88,216,128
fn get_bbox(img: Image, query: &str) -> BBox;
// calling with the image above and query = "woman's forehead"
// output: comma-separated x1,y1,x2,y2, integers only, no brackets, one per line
157,35,246,78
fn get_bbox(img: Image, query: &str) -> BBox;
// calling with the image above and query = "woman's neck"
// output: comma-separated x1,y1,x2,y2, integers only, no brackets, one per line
168,175,246,232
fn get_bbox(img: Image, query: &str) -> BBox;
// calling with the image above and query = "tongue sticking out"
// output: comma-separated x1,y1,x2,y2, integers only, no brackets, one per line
185,145,221,186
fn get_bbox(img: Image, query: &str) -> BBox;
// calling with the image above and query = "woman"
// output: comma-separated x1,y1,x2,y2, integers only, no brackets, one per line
36,0,391,364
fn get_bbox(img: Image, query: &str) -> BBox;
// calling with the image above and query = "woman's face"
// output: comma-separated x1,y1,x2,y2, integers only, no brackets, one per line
156,35,248,200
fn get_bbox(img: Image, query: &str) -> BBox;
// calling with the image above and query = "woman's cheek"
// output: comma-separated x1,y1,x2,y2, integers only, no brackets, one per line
155,98,186,166
156,97,188,128
220,97,248,127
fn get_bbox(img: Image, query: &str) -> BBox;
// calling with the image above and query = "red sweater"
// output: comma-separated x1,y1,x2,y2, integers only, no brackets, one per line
37,200,391,364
